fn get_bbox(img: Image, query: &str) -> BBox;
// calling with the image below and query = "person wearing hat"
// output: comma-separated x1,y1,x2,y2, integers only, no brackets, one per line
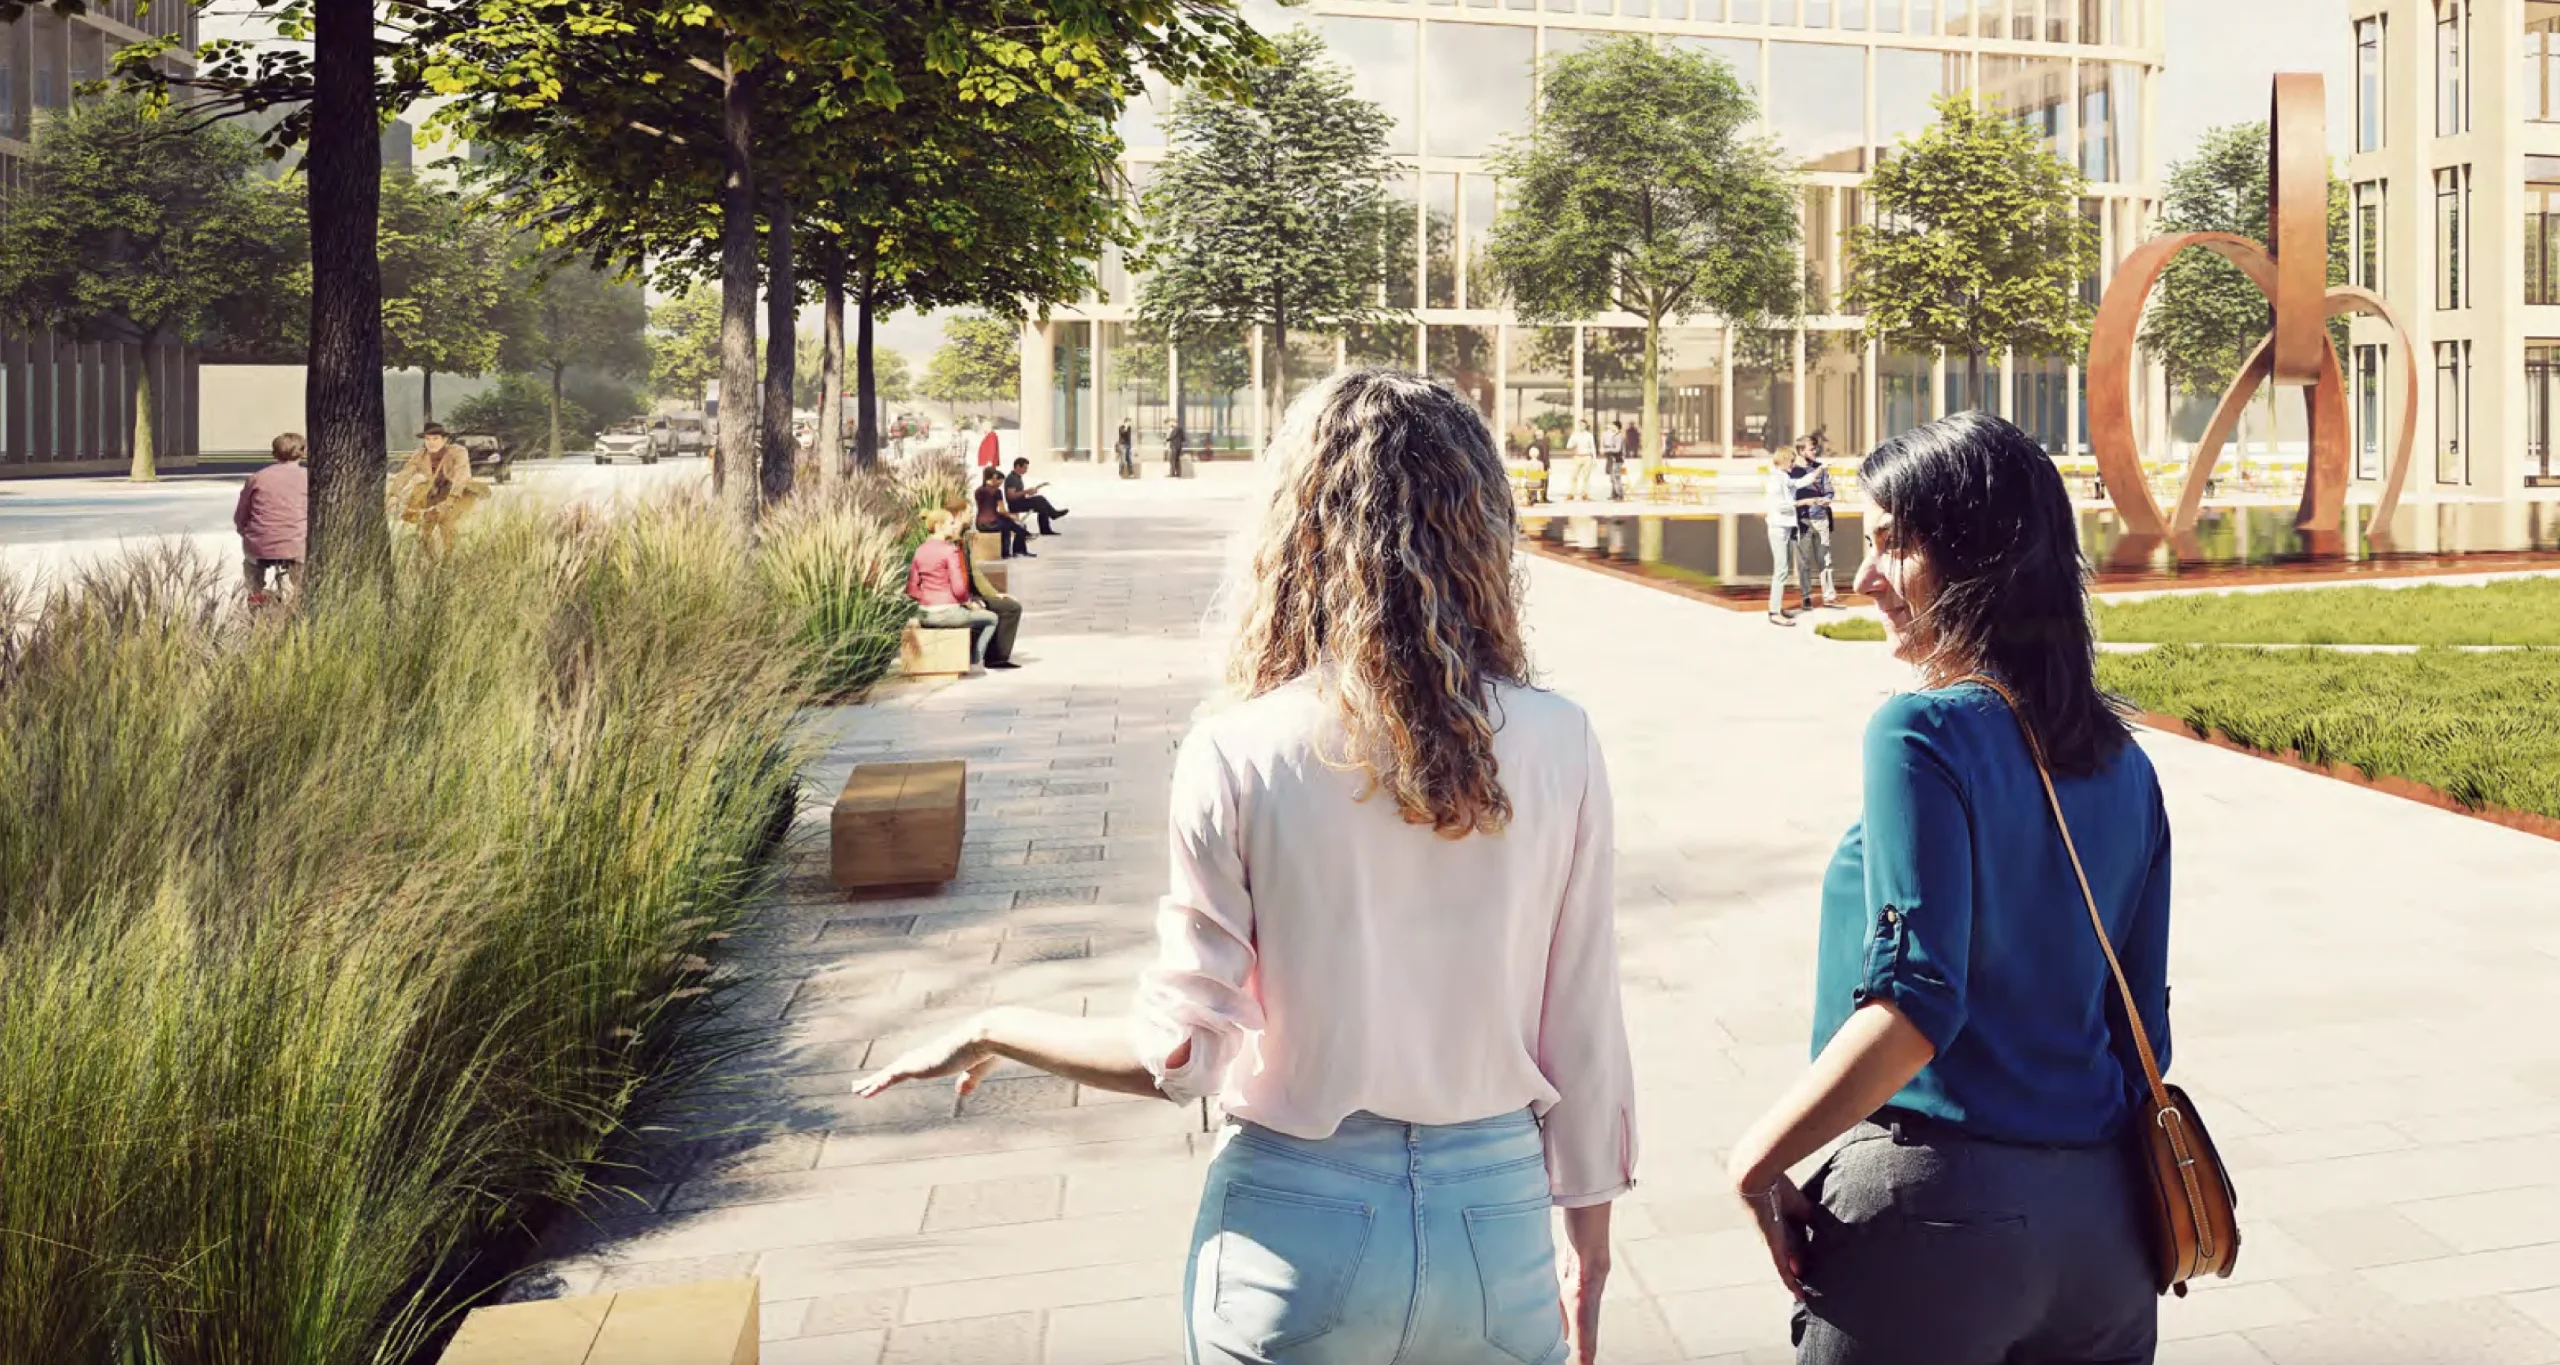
388,423,487,557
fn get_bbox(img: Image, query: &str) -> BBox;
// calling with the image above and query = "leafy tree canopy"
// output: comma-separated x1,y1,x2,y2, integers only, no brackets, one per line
922,315,1019,411
650,286,724,406
2138,119,2350,400
1846,94,2098,403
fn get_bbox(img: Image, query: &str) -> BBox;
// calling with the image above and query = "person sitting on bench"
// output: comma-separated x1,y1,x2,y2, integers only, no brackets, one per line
1004,457,1070,535
908,512,1013,673
975,466,1033,558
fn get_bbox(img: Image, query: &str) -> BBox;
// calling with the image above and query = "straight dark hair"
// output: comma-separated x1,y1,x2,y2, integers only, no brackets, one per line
1858,410,2130,777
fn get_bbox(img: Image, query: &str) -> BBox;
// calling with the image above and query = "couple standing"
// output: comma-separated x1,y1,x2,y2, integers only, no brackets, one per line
861,373,2178,1365
1768,435,1840,625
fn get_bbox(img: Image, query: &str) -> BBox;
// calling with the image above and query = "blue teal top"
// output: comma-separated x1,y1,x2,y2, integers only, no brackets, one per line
1813,683,2173,1145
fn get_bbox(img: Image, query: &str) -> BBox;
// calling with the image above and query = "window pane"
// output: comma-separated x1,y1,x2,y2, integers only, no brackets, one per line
2357,344,2383,480
1734,329,1795,453
1101,322,1171,455
1504,326,1575,457
1877,49,1967,161
2354,180,2384,293
1659,328,1725,457
1317,16,1419,154
1427,325,1500,421
1804,186,1842,313
2528,158,2560,306
2435,341,2467,483
1809,332,1867,456
2358,18,2385,152
1984,56,2069,159
1119,73,1172,149
1583,327,1648,454
1175,327,1252,456
1544,26,1606,61
1665,36,1761,96
1877,0,1905,32
1425,22,1535,156
1462,174,1499,310
1427,174,1459,309
1770,43,1866,171
2080,0,2102,44
1386,171,1420,308
2047,0,2070,41
2009,352,2068,452
1910,0,1938,33
1772,0,1799,22
2531,1,2560,122
1842,0,1868,29
2438,6,2465,136
1881,347,1935,435
1349,321,1418,369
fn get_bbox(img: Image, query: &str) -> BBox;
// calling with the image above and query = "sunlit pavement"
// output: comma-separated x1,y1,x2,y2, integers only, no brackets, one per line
462,464,2560,1365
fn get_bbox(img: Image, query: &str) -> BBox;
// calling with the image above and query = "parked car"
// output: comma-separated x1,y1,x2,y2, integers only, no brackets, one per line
447,432,514,484
594,419,656,465
662,411,711,458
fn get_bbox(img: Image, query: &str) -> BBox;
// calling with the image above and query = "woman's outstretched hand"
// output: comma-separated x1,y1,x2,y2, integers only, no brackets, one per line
1737,1173,1817,1301
853,1021,1001,1099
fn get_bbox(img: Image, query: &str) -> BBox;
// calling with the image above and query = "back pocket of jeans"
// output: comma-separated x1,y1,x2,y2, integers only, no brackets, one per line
1211,1182,1375,1355
1465,1195,1565,1365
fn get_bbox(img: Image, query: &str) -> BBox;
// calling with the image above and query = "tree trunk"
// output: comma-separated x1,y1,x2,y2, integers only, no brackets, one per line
715,44,760,525
1967,350,1985,413
855,283,881,469
760,192,796,504
129,360,157,482
1270,295,1288,455
1640,316,1662,490
306,0,389,581
549,364,565,460
819,253,844,484
421,369,435,426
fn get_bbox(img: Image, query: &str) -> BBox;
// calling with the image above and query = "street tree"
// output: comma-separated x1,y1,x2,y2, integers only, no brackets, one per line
1846,95,2099,413
923,315,1020,423
381,171,514,425
1486,34,1800,481
1139,26,1399,442
649,286,723,408
2140,120,2350,404
0,94,274,480
499,255,649,460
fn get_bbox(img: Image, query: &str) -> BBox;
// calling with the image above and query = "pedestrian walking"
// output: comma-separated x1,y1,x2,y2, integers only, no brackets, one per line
1116,419,1137,478
1526,430,1553,505
857,368,1635,1365
1599,420,1623,505
235,431,308,599
1729,412,2181,1365
1617,419,1640,501
1565,419,1598,501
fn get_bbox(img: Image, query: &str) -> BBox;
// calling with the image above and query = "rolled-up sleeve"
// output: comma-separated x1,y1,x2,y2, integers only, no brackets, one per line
1130,725,1261,1102
1858,698,1975,1052
1534,716,1637,1208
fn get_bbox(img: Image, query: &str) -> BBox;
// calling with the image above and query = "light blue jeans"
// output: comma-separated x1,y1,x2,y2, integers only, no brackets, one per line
1185,1109,1567,1365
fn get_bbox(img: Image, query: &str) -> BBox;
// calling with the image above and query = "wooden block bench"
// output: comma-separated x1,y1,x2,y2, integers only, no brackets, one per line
831,759,966,889
441,1278,758,1365
970,530,1004,564
899,621,972,677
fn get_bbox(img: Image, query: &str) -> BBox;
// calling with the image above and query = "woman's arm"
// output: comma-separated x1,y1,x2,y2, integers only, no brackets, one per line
1728,1002,1936,1194
854,1006,1186,1100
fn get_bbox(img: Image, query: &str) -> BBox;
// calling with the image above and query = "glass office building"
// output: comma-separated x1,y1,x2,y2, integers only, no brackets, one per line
0,2,201,475
1022,0,2165,464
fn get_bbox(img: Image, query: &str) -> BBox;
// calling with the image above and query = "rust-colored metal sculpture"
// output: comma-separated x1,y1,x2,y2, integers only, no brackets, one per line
2085,74,2418,554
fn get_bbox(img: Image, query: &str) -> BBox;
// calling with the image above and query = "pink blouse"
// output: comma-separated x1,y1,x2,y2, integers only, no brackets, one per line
1132,678,1637,1207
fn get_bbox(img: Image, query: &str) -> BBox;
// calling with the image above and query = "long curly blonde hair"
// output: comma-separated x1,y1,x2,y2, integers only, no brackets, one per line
1228,368,1531,838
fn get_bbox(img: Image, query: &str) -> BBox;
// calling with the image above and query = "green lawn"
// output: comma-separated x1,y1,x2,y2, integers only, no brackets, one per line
2100,646,2560,819
1816,616,1886,641
2096,576,2560,646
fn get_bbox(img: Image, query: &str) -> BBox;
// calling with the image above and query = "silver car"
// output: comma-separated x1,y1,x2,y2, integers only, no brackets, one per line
593,421,657,465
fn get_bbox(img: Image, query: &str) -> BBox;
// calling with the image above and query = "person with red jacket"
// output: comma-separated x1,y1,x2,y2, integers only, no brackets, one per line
234,432,309,598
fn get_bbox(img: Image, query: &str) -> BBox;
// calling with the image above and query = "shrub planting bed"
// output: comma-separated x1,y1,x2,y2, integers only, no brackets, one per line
0,485,921,1362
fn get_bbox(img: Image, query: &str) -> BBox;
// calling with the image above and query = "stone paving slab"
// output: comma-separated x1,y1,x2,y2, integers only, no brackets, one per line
524,466,2560,1364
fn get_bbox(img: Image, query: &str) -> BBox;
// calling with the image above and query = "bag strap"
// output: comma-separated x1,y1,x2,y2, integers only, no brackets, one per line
1954,675,2174,1117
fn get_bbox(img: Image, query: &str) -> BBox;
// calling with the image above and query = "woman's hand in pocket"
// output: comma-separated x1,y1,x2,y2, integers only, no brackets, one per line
1737,1174,1816,1301
1559,1202,1611,1364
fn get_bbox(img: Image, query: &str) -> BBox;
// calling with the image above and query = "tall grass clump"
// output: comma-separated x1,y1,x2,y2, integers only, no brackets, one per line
761,479,922,699
0,494,833,1363
2101,645,2560,818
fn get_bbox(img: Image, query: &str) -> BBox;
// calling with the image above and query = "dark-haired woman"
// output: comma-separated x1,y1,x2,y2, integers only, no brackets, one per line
1730,411,2173,1364
975,465,1033,558
857,368,1636,1364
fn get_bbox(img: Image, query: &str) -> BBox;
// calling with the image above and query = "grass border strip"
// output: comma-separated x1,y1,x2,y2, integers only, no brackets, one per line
2128,708,2560,845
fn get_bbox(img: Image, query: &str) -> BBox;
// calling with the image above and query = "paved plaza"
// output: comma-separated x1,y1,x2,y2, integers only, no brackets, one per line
498,468,2560,1365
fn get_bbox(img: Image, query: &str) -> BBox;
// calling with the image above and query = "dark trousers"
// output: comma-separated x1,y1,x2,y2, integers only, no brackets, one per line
978,591,1022,664
1009,495,1063,534
1793,1116,2157,1365
979,514,1029,557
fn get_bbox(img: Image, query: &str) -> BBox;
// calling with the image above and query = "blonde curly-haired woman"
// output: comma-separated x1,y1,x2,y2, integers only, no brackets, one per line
859,369,1636,1364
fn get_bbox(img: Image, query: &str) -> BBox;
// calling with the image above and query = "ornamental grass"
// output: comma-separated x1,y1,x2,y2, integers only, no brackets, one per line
0,485,910,1363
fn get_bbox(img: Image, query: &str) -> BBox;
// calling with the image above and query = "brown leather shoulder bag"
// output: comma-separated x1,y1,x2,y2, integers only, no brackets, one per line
1963,676,2241,1296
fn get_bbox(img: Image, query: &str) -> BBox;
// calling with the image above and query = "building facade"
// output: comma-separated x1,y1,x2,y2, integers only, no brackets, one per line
2349,0,2560,512
1023,0,2165,465
0,1,201,476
